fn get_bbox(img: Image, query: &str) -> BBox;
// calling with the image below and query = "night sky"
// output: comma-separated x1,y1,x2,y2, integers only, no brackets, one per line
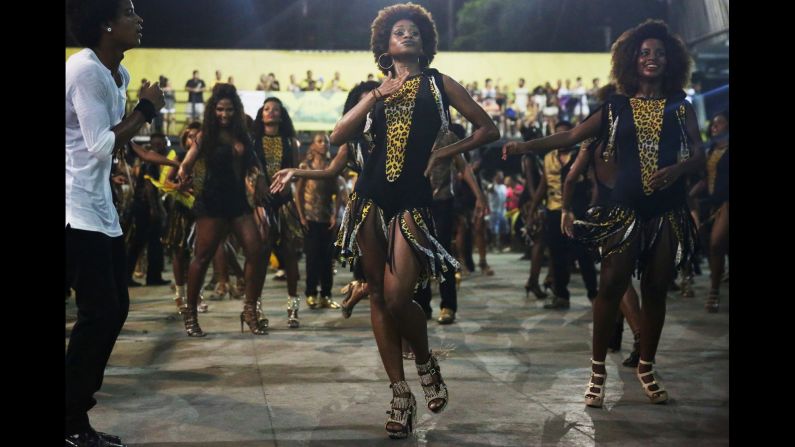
66,0,668,51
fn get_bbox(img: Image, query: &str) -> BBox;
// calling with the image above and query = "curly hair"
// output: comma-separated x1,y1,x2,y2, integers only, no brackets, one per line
609,20,691,97
596,83,618,102
199,84,251,159
66,0,120,48
370,3,438,74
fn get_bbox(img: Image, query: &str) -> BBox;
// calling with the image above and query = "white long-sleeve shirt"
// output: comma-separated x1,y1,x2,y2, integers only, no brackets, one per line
65,48,130,237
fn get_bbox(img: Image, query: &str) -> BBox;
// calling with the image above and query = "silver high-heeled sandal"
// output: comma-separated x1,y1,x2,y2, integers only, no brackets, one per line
385,380,417,439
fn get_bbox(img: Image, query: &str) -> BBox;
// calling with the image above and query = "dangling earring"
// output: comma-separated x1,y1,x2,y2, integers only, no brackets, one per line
106,27,112,32
377,53,394,71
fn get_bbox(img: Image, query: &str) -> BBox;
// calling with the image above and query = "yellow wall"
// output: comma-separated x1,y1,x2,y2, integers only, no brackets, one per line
66,48,610,96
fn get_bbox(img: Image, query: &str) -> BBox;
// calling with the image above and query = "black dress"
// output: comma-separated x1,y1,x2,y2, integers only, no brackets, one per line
571,93,699,275
191,141,255,219
336,69,460,289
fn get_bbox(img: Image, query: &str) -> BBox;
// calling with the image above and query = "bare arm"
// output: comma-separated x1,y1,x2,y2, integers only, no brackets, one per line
455,155,483,200
648,102,706,190
110,113,151,152
530,173,547,212
689,178,707,199
503,108,602,157
522,156,538,197
295,176,307,226
680,102,707,174
588,166,598,207
454,154,489,217
270,145,351,194
334,176,345,211
559,148,593,237
290,138,300,168
330,71,409,146
563,145,594,212
177,136,201,181
330,176,345,228
128,143,180,168
423,75,500,175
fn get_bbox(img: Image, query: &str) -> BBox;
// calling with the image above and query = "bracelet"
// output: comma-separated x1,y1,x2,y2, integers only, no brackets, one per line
134,98,157,124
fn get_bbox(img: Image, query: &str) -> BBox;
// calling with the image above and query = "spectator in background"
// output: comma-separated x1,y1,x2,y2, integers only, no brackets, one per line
288,74,301,92
480,77,497,102
256,74,268,90
558,78,572,121
268,73,281,91
573,76,589,122
211,69,223,90
587,77,601,117
530,85,547,127
185,70,206,122
158,75,176,135
300,70,322,91
505,175,521,212
480,78,501,126
324,71,347,91
514,77,530,126
485,170,509,252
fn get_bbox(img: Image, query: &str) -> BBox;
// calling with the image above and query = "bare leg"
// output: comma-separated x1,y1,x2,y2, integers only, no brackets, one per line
708,203,729,294
587,230,640,400
186,218,228,310
356,211,404,383
231,214,268,333
212,243,229,296
525,236,548,299
473,215,493,275
637,219,678,398
620,283,642,367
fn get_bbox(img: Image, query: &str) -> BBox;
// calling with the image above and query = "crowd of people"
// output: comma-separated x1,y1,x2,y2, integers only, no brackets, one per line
66,1,727,445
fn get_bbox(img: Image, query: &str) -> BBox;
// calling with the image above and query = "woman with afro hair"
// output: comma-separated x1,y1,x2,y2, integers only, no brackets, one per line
328,3,499,438
503,20,705,408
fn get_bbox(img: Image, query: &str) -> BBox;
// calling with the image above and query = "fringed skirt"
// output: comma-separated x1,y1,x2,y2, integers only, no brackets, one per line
572,204,698,277
162,201,195,253
335,192,460,291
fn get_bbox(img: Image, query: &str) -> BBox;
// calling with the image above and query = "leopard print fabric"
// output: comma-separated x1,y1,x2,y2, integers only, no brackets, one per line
384,76,421,182
706,146,727,195
629,98,666,195
192,158,206,198
261,135,284,179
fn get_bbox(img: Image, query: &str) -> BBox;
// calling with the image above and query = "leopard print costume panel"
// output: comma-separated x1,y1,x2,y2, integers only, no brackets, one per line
262,135,284,179
192,158,206,198
384,76,421,182
706,146,727,195
629,98,665,195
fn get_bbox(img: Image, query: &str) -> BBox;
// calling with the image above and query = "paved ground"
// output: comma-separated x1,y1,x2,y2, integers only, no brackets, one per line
65,252,729,446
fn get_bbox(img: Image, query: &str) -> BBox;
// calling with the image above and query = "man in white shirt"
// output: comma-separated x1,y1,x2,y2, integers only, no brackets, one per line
513,77,529,121
66,1,164,446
